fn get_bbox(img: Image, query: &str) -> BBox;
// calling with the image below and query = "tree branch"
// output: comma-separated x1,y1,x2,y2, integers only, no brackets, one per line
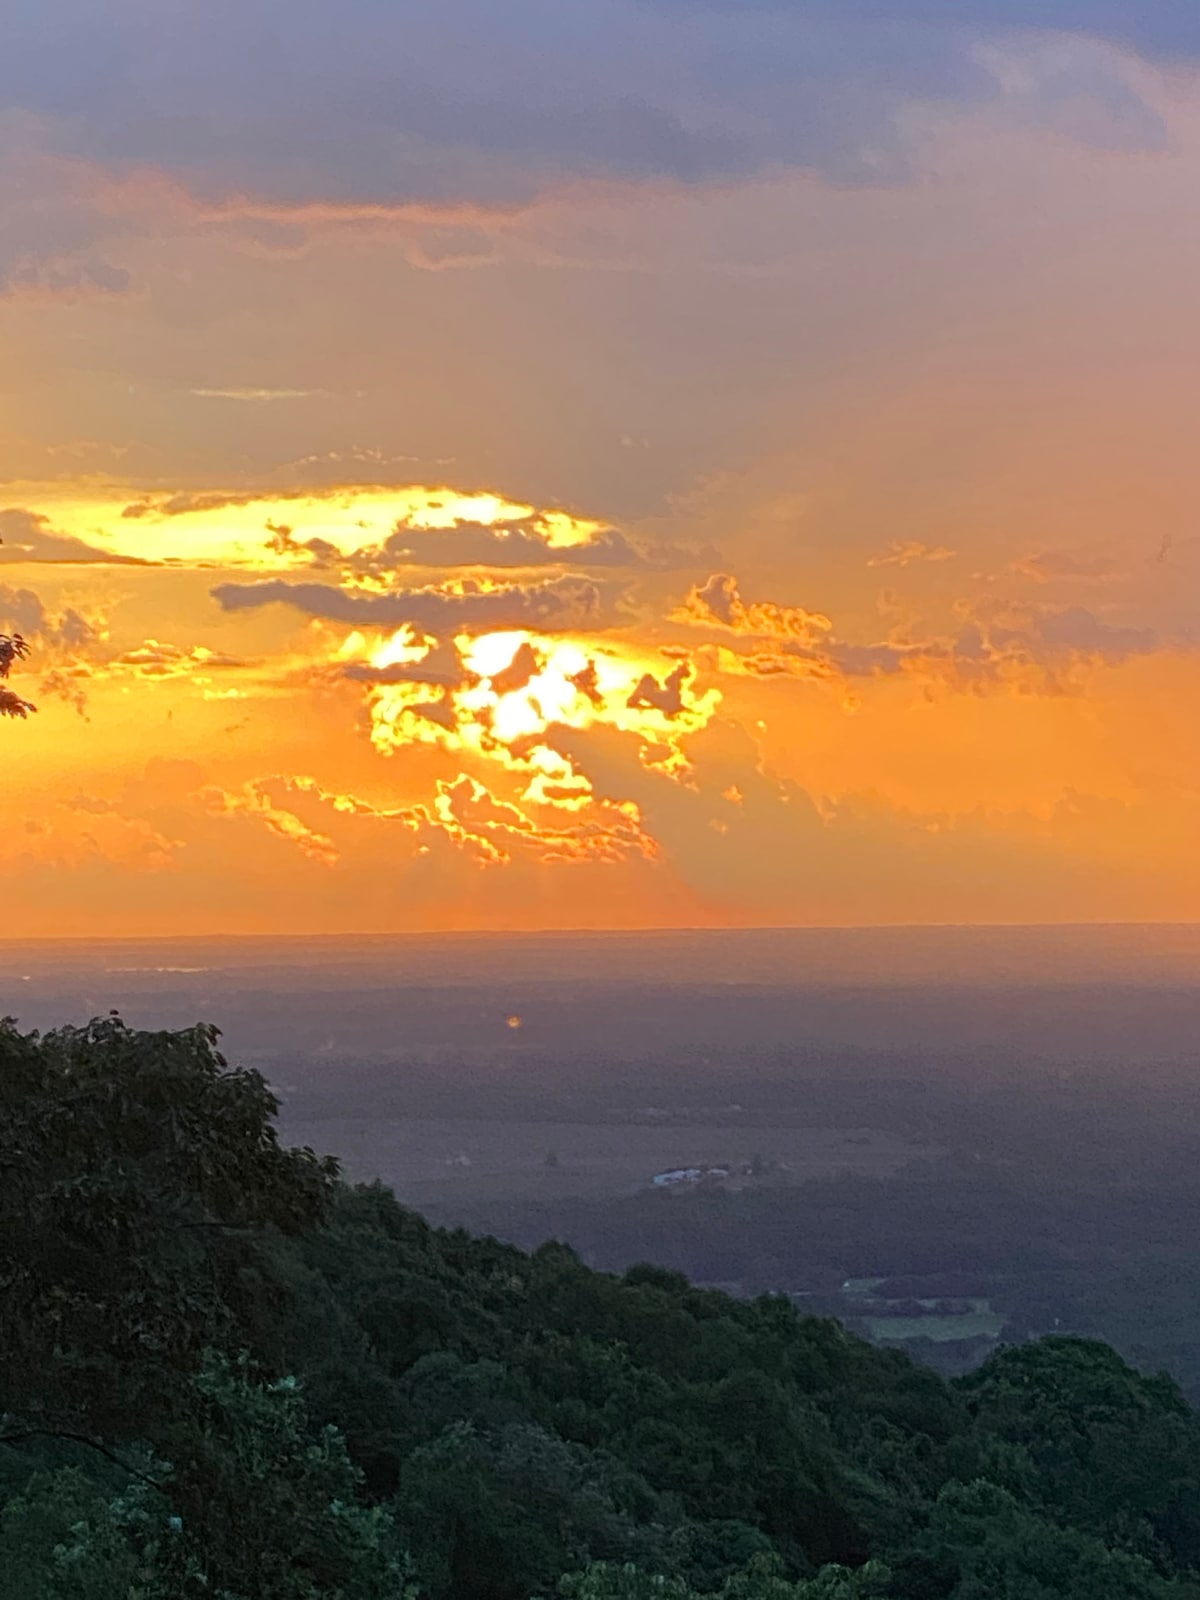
0,1428,169,1492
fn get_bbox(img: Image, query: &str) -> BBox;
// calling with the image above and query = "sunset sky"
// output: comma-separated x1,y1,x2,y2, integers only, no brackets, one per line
4,1,1200,934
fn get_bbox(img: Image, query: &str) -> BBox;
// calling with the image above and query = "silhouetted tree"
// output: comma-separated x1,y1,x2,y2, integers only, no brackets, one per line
0,632,34,719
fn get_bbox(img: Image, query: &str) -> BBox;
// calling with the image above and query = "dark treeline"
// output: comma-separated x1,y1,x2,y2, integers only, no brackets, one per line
4,1017,1200,1599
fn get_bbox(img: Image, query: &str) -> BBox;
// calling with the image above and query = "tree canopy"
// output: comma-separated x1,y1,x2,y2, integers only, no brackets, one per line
3,1016,1200,1599
0,630,34,719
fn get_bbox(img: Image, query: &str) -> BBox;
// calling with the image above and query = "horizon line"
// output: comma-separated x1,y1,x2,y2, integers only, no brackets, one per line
2,918,1199,946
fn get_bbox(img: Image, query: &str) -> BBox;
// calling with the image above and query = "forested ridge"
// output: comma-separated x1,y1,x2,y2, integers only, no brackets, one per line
4,1017,1200,1599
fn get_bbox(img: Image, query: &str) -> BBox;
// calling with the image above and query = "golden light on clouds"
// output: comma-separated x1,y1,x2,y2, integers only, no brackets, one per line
4,458,1199,931
8,12,1200,933
0,485,608,569
361,625,719,821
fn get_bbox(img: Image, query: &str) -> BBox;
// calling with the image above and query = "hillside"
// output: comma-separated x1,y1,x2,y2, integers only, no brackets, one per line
3,1016,1200,1599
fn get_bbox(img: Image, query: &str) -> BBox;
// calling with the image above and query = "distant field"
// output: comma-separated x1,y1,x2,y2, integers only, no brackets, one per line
276,1112,924,1209
861,1311,1005,1342
839,1285,1005,1346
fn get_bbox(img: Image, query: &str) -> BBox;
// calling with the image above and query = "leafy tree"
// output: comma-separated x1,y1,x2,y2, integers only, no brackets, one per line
556,1554,892,1600
0,1016,337,1451
0,630,34,719
665,1520,776,1590
957,1338,1200,1565
398,1418,658,1600
168,1351,409,1600
0,1361,410,1600
901,1478,1200,1600
0,1464,203,1600
558,1563,697,1600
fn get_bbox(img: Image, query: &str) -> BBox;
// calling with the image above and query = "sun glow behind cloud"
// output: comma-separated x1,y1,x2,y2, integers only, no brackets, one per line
0,485,607,569
360,625,719,816
8,0,1200,930
6,452,1200,925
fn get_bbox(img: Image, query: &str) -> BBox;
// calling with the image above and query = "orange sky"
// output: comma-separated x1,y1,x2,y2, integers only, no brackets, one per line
3,14,1200,933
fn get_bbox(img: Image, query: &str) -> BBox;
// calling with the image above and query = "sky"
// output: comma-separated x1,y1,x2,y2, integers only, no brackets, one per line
3,1,1200,935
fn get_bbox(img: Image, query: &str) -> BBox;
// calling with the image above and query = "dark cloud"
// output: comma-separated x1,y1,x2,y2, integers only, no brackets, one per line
1005,605,1157,660
642,2,1200,61
0,137,135,298
0,0,1175,214
686,573,742,628
211,573,626,633
570,660,604,707
627,661,693,717
272,516,704,572
490,641,542,694
0,583,98,654
342,638,470,687
0,508,147,565
684,573,1170,688
122,491,277,519
362,521,688,572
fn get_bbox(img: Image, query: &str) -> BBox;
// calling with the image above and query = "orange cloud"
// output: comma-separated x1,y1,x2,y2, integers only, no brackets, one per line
677,572,831,645
680,574,1169,697
867,540,956,568
359,627,719,818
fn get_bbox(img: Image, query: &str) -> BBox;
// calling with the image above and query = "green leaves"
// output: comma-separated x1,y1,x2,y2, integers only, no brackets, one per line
1,1016,332,1267
167,1351,408,1600
0,631,35,717
0,1465,203,1600
0,1015,356,1590
556,1554,894,1600
7,1014,1200,1600
957,1338,1200,1565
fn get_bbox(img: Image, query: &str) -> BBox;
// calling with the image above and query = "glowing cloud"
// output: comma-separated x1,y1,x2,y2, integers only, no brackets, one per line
359,626,719,818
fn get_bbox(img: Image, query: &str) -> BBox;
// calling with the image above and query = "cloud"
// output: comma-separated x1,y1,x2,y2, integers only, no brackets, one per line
7,791,179,873
0,508,146,565
211,573,627,633
627,661,694,718
269,514,704,573
868,539,956,568
0,124,136,299
204,769,656,870
121,491,271,520
333,621,721,839
358,521,684,572
999,603,1156,660
410,772,657,866
113,639,251,678
1011,549,1116,581
681,573,1171,692
104,485,703,573
342,637,469,688
488,640,542,696
204,780,340,866
678,572,832,643
641,1,1200,62
0,583,98,654
0,583,104,717
0,1,1177,222
189,387,338,402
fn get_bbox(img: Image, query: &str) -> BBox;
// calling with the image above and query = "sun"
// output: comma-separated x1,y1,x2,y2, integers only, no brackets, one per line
358,626,720,814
